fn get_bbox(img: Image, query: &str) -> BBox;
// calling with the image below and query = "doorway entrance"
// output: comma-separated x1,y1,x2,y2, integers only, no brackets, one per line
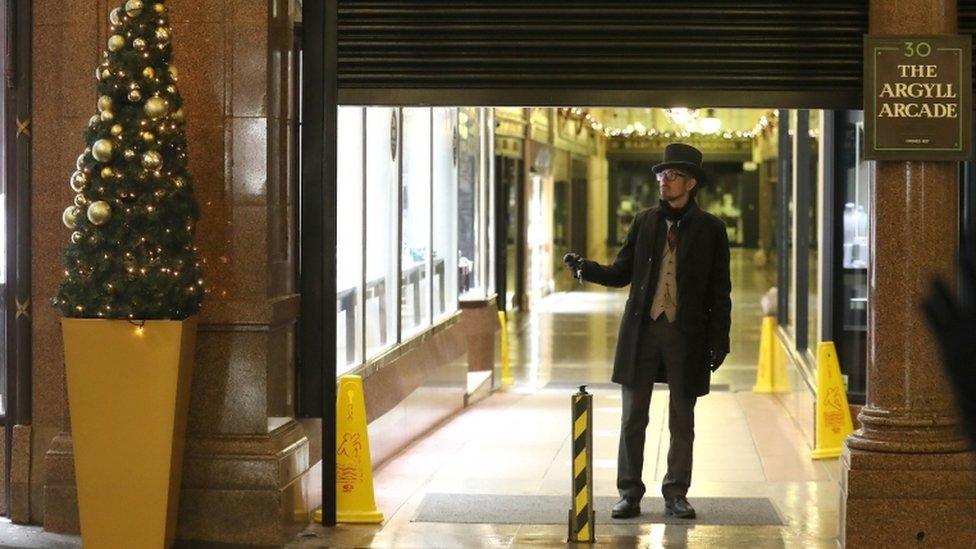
304,0,870,526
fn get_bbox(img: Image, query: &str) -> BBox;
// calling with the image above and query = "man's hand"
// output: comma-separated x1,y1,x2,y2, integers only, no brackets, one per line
922,240,976,449
708,350,726,372
563,252,583,271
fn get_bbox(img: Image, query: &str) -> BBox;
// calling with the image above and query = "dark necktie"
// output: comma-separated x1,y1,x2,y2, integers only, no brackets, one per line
667,222,679,253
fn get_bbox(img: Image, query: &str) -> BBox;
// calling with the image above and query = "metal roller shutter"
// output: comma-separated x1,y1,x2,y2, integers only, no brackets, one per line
337,1,867,107
958,2,976,97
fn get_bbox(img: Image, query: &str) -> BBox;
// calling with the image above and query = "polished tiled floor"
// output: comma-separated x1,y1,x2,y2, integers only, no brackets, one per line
297,250,843,548
7,249,837,547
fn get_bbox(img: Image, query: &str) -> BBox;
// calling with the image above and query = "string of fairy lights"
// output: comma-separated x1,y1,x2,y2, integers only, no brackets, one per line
557,108,780,141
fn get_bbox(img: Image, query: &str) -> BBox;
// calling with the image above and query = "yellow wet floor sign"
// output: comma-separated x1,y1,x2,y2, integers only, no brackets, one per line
753,316,791,393
811,342,854,460
315,375,384,524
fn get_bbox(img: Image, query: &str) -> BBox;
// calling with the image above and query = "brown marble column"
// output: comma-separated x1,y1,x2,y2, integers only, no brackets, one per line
841,1,976,546
40,1,316,544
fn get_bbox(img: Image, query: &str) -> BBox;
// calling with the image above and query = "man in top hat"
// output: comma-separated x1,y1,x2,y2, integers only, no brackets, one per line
563,143,732,519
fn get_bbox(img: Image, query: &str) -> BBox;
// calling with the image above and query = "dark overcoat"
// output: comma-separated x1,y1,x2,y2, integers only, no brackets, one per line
580,203,732,396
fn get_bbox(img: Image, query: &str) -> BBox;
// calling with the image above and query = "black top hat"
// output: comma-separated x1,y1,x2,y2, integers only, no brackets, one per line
652,143,708,185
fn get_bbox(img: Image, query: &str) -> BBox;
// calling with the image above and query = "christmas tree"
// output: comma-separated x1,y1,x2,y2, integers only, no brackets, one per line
54,0,204,320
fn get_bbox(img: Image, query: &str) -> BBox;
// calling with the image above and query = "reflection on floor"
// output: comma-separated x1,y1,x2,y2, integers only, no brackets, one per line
297,249,842,547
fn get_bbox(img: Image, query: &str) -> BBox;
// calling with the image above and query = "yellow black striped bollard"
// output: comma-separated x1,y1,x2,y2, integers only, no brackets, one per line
568,385,595,543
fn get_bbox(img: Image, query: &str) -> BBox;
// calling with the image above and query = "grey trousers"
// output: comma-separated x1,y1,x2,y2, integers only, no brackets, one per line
617,315,697,501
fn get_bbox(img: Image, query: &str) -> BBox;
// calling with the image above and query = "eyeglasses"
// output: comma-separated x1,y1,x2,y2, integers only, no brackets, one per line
656,170,690,183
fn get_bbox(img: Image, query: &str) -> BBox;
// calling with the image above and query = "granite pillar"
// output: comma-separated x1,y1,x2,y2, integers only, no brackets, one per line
841,2,976,546
39,1,315,544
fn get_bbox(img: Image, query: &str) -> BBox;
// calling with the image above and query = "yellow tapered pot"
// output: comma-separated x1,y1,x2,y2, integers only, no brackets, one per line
62,317,197,549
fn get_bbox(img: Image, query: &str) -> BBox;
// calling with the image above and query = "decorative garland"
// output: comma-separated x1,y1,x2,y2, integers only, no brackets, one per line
558,108,779,141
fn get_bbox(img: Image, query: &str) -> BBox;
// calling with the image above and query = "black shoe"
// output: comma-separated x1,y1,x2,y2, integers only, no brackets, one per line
611,497,641,518
665,496,696,519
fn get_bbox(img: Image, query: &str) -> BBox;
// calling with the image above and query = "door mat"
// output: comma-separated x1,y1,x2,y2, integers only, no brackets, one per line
413,494,784,526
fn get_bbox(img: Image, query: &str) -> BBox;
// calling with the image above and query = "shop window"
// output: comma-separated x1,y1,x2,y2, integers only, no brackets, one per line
458,107,485,299
834,110,870,400
780,112,795,332
432,108,459,319
336,107,364,372
808,110,821,350
484,109,496,297
366,108,400,358
401,108,433,337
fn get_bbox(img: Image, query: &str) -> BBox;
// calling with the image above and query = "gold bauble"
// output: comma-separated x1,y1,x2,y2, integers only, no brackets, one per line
101,167,115,179
101,68,112,80
124,149,137,160
172,108,185,123
144,96,167,118
168,65,179,81
87,201,112,226
142,150,162,170
92,139,114,162
133,38,147,50
155,27,171,43
88,115,100,128
100,110,115,123
97,95,112,112
62,206,81,229
71,231,83,244
96,66,104,80
108,34,125,52
70,171,88,192
110,7,124,25
124,0,144,17
154,3,166,14
128,89,143,102
165,84,177,95
142,66,156,79
110,124,124,137
74,194,89,208
142,131,156,143
76,153,88,170
173,176,186,189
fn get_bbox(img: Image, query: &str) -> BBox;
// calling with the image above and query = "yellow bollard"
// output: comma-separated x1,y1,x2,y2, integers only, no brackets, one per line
316,375,384,524
753,316,791,393
568,386,595,543
811,342,854,460
498,311,513,387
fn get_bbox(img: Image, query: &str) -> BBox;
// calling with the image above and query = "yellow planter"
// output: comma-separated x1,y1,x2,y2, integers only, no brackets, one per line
62,317,198,549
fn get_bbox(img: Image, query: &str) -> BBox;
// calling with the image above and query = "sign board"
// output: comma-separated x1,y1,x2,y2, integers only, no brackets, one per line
864,35,972,160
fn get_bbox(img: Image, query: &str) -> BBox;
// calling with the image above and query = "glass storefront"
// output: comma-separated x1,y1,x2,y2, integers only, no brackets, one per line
527,145,554,301
336,107,364,372
365,107,400,359
833,110,871,401
807,110,821,351
432,108,459,320
784,112,796,334
401,108,433,338
775,108,870,399
458,108,484,299
336,106,493,373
